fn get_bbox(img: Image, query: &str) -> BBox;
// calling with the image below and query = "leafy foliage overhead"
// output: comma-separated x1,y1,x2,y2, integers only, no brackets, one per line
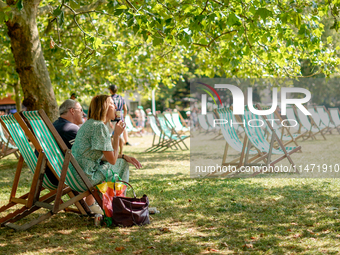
1,0,340,98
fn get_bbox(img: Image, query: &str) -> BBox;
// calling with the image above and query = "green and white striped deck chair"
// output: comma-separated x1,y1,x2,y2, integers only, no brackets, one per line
197,114,211,132
19,110,102,228
164,112,185,136
286,108,308,139
206,107,262,177
125,114,142,135
329,108,340,130
157,114,189,151
316,106,340,134
264,112,300,147
0,122,19,159
308,107,330,135
0,113,88,231
145,114,174,152
242,105,301,172
296,107,326,140
172,112,190,133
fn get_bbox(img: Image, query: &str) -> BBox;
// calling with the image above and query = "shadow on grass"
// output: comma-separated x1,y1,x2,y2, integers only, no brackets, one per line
1,159,340,253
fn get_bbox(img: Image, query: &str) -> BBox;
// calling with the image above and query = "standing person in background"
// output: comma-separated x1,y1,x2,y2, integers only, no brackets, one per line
108,84,131,146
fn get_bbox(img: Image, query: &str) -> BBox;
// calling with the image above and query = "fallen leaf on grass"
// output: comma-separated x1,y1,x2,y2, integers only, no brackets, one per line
291,222,298,226
115,247,124,251
133,250,144,254
159,227,171,233
243,244,253,249
205,247,218,252
188,199,192,202
293,234,302,238
250,236,257,240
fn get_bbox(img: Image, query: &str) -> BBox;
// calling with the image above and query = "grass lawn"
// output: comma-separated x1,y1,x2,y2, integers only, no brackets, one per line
1,134,340,254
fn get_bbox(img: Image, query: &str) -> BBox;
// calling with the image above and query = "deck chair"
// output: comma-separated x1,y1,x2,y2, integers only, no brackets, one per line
240,105,301,174
285,108,310,140
206,107,260,177
197,114,211,132
307,107,330,135
145,114,178,152
125,114,142,135
0,122,19,159
329,108,340,131
0,113,90,230
205,112,223,139
296,107,326,140
3,110,103,230
157,114,189,151
264,112,300,147
164,112,185,134
172,112,190,133
316,106,340,134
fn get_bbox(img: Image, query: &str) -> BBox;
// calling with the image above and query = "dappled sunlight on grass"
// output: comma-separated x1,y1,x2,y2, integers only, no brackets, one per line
1,135,340,253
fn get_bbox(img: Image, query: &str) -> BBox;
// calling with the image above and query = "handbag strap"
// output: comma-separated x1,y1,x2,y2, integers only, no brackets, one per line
106,170,122,182
113,180,136,198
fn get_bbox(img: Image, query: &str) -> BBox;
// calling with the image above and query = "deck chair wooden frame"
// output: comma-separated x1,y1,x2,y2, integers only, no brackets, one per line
2,110,103,231
294,106,326,140
0,122,19,160
315,106,340,134
0,113,88,231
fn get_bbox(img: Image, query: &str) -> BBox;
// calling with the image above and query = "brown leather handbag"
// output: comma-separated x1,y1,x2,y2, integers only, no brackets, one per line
111,181,150,227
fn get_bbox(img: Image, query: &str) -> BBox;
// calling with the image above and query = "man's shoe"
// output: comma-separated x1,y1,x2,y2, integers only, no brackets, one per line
125,142,132,146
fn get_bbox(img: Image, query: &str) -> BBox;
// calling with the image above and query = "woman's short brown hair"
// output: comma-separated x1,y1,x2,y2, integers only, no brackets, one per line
88,95,111,122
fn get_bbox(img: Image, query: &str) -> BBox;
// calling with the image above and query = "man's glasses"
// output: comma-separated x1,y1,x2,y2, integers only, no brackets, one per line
69,107,83,112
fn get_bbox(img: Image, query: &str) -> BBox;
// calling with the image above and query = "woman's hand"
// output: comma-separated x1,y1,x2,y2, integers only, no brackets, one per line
114,120,126,137
123,155,142,169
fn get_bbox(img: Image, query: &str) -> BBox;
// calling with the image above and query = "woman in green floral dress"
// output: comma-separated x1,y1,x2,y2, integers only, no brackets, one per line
72,95,142,186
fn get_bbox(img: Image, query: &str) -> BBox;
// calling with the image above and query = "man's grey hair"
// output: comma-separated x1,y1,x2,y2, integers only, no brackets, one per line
59,99,78,115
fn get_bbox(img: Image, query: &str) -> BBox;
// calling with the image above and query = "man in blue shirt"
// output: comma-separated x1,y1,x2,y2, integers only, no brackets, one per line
108,84,131,146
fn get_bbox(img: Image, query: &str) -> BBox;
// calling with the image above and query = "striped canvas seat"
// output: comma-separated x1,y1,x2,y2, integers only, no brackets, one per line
22,111,87,192
243,109,297,155
157,114,189,151
172,112,190,132
0,122,19,159
0,114,57,190
316,106,340,134
286,108,308,134
296,107,326,140
217,107,256,154
329,108,340,127
125,114,142,133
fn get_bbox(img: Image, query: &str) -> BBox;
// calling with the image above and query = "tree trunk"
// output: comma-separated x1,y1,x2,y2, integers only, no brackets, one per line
14,80,21,112
6,0,59,121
